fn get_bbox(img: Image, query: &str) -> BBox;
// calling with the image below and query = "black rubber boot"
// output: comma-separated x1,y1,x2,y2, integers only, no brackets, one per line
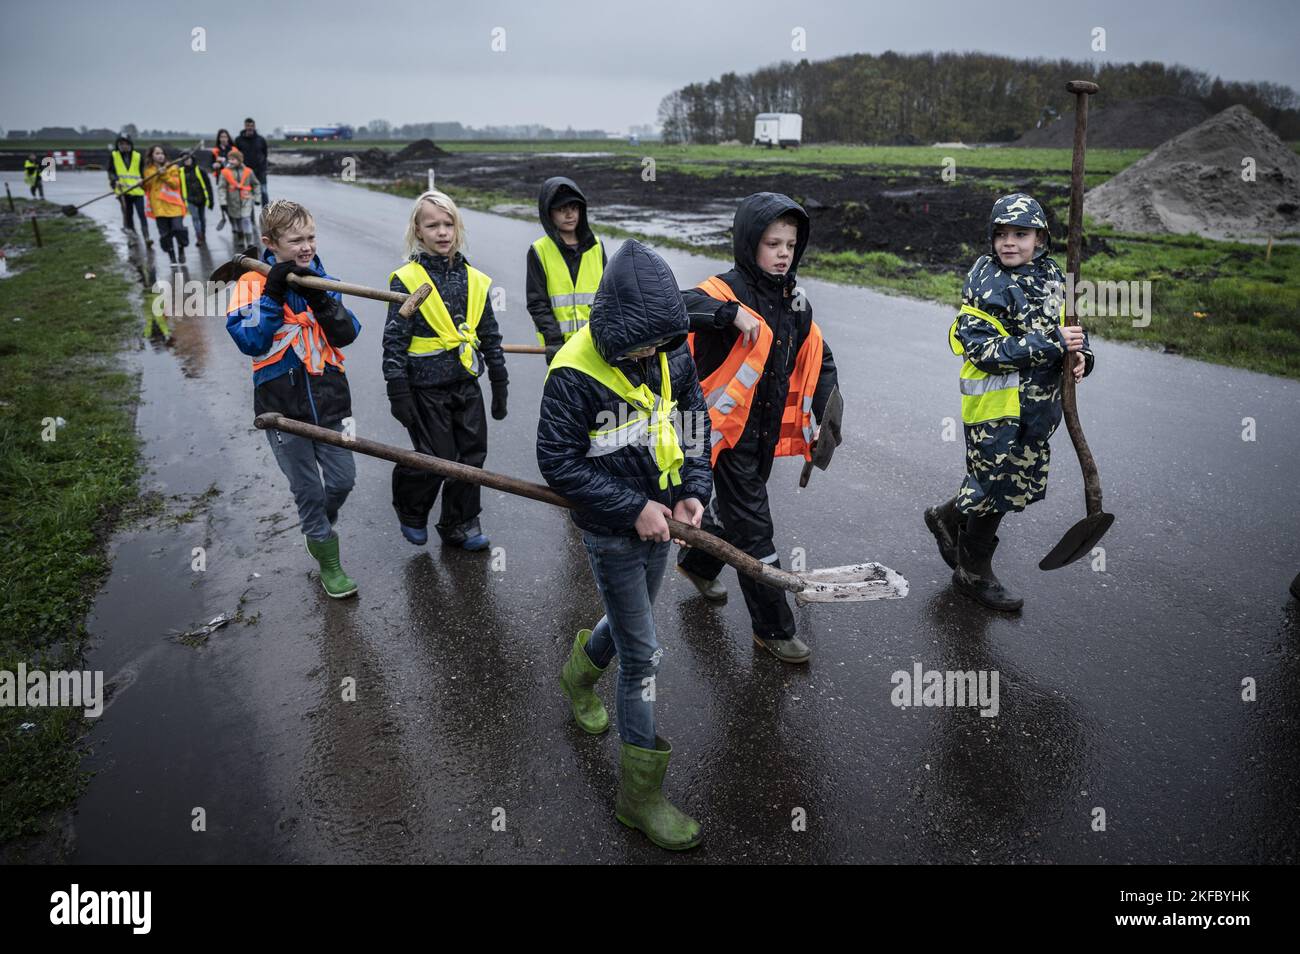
952,531,1023,612
924,496,962,569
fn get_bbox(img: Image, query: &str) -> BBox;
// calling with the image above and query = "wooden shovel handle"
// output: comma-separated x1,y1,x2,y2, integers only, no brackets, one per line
231,254,431,317
1063,80,1105,517
253,412,804,594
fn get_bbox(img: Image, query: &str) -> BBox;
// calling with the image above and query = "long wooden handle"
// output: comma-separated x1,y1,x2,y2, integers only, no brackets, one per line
1063,80,1105,517
229,256,549,340
231,253,430,318
253,412,804,594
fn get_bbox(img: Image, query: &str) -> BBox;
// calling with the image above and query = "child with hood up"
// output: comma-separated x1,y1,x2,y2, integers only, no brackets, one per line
525,176,607,363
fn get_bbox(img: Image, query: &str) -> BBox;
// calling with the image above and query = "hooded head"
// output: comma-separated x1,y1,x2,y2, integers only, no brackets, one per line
538,176,593,248
588,240,688,365
115,133,133,152
987,192,1051,261
732,192,810,287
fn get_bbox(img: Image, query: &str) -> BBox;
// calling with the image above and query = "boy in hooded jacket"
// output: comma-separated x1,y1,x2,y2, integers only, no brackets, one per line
538,239,712,851
525,176,607,363
676,193,839,664
925,192,1094,611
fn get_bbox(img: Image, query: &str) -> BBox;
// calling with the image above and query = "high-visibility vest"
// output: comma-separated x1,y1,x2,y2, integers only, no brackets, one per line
547,325,684,490
145,165,187,218
23,160,39,187
221,166,253,199
690,275,823,465
187,166,210,206
229,270,346,375
532,235,603,345
111,150,144,196
948,302,1065,425
391,260,491,377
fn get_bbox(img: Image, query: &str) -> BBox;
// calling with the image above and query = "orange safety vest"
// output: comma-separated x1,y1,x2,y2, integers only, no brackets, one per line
222,166,253,198
689,275,823,465
229,271,345,375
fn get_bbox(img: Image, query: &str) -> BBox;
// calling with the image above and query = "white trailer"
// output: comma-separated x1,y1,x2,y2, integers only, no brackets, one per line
753,113,802,149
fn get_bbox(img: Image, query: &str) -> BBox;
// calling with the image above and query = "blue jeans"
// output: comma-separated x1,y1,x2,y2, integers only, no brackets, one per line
582,531,670,748
266,424,356,542
188,201,207,238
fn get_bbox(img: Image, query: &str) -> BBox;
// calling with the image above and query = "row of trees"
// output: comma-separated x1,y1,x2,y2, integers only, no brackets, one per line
658,52,1300,144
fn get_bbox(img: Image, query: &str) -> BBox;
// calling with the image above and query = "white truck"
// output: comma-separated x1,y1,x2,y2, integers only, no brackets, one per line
753,113,802,149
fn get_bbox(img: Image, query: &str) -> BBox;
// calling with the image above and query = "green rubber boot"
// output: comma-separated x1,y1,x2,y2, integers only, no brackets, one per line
615,737,702,851
559,629,609,734
305,533,358,599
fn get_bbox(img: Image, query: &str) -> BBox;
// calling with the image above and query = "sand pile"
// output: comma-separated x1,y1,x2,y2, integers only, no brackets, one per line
1014,96,1209,149
1085,105,1300,239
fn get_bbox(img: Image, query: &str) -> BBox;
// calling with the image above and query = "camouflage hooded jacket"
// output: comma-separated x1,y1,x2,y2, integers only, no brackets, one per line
953,193,1095,446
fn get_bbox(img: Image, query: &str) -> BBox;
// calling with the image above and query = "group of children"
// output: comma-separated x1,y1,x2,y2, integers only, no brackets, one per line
105,134,262,261
225,179,1092,851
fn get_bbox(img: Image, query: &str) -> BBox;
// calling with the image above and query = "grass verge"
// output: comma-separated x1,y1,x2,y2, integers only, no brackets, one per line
0,201,143,848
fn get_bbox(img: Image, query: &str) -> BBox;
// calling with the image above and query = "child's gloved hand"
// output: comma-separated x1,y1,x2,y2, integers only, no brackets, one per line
263,261,297,303
635,500,673,543
386,378,417,429
490,380,508,420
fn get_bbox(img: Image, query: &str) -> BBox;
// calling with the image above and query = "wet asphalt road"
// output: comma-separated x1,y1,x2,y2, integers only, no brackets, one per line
10,170,1299,864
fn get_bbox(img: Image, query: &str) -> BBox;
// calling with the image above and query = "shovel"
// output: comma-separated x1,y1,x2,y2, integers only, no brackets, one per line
210,248,432,318
254,413,908,605
61,145,196,217
1040,80,1115,571
210,250,547,353
798,385,843,488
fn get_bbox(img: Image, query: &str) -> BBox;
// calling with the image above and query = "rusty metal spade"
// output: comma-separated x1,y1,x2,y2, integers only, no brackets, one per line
254,413,909,605
1040,80,1115,571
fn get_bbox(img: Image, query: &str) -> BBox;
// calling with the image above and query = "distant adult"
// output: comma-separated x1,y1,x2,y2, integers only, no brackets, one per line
108,133,152,247
211,128,235,175
234,117,269,203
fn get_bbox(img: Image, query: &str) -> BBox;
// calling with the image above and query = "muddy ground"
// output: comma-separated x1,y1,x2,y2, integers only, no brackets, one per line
274,145,1077,267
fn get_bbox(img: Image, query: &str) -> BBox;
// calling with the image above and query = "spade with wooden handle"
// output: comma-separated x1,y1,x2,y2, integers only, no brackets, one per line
254,413,909,605
1040,80,1115,570
209,250,544,352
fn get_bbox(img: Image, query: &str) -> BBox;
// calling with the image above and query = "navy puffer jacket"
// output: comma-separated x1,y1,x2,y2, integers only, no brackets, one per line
537,240,712,537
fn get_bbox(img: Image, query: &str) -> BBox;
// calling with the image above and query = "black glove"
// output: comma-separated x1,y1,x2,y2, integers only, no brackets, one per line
263,261,297,303
490,380,508,421
387,378,417,430
544,343,562,365
292,266,331,309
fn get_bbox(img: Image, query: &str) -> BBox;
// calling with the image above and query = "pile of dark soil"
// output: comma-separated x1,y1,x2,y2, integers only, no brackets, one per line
393,139,448,162
1014,96,1210,149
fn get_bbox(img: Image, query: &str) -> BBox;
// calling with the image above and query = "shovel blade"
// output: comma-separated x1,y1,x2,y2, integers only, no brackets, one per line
1039,511,1114,571
793,562,909,606
61,205,78,217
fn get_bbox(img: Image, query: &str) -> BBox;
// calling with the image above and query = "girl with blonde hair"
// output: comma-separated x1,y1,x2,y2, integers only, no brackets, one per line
382,191,509,550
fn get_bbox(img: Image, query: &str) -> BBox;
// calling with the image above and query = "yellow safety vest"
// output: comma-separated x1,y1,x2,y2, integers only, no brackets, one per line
532,235,603,345
547,326,684,490
391,260,491,377
23,160,40,187
949,302,1065,425
111,150,144,196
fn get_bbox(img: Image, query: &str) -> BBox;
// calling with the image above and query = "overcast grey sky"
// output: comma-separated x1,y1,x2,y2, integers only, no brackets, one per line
2,0,1297,134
